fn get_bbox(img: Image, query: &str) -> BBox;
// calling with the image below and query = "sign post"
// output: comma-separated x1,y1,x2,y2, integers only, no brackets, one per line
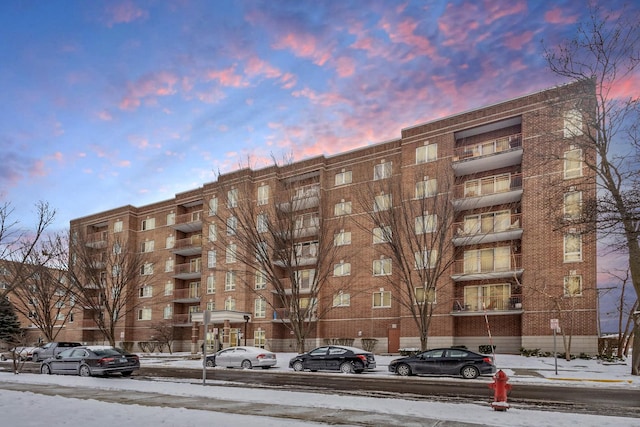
550,318,559,375
201,310,210,385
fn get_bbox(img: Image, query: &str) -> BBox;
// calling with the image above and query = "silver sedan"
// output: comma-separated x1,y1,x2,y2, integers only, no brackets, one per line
205,346,277,369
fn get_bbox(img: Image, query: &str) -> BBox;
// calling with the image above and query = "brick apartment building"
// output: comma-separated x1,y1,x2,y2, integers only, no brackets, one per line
67,81,598,355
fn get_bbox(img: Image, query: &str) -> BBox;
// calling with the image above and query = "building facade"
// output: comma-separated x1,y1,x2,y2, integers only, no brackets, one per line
67,81,598,355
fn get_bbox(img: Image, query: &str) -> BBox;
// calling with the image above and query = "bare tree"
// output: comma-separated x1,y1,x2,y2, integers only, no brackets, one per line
65,230,154,346
150,320,175,354
211,164,347,353
355,163,459,351
543,4,640,373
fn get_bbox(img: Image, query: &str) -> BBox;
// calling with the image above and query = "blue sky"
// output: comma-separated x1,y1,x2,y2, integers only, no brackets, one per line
1,0,637,331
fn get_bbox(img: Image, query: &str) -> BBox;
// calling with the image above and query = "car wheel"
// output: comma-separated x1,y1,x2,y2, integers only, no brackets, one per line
206,359,215,367
339,362,354,374
241,360,252,369
292,361,304,372
461,365,480,379
353,361,365,373
396,364,412,376
32,354,39,363
121,371,133,377
79,365,91,377
40,364,51,375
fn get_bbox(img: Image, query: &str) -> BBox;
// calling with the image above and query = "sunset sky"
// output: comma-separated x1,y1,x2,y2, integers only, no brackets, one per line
1,0,637,234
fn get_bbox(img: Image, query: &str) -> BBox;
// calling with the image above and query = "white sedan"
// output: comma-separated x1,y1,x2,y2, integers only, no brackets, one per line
205,346,277,369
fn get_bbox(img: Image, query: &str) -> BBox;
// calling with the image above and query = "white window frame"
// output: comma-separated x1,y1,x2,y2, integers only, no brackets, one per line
414,286,436,304
141,218,155,231
257,213,268,233
225,244,237,264
254,298,267,318
372,226,391,244
207,275,216,294
140,263,153,276
564,191,582,220
414,249,438,270
334,230,352,246
374,193,392,212
332,292,351,307
164,281,173,296
255,270,267,289
373,161,392,180
373,291,391,308
415,214,437,234
257,185,269,206
373,258,392,276
564,149,583,179
334,200,352,216
228,189,238,208
166,213,175,226
416,143,437,164
208,224,217,242
225,271,236,291
113,220,123,233
333,261,351,277
564,233,582,262
164,258,174,272
335,170,352,186
137,308,152,321
208,197,218,216
163,305,173,320
227,216,237,235
208,250,217,269
564,109,583,138
224,297,236,311
564,274,583,296
415,178,437,199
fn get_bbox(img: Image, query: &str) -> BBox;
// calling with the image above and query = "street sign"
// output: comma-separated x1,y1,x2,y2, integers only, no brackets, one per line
550,318,559,330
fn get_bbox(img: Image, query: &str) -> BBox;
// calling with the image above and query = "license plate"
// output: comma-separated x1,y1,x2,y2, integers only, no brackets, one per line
120,357,127,363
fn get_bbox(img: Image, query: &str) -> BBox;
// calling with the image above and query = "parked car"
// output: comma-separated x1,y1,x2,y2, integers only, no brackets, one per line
289,345,376,374
388,348,496,379
39,345,140,377
0,346,36,361
205,346,277,369
32,341,82,362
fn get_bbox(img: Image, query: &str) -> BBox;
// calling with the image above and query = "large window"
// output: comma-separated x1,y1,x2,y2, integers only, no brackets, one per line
564,274,583,296
166,213,175,226
373,258,392,276
141,240,154,253
564,149,583,179
464,174,511,197
373,291,391,308
257,213,269,233
296,269,315,290
333,261,351,277
257,185,269,206
137,308,152,321
113,220,123,232
254,330,266,348
335,170,352,186
207,274,216,294
564,191,582,220
165,235,175,249
227,216,237,235
140,263,153,276
415,214,437,234
139,285,153,298
165,258,174,272
464,284,511,311
255,270,267,289
225,298,236,311
463,210,511,235
227,189,238,208
226,244,237,263
163,305,172,320
208,224,217,242
225,271,236,291
164,280,173,296
208,197,218,216
463,247,510,274
414,250,438,270
254,298,267,318
334,200,352,216
208,250,216,268
416,143,437,163
373,226,391,244
564,233,582,262
141,218,155,231
333,292,350,307
563,109,583,138
374,161,392,180
415,178,437,199
374,193,392,212
414,286,436,304
334,230,351,246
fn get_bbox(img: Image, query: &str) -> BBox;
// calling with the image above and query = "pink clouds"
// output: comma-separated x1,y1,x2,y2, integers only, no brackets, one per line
205,66,249,88
104,1,149,28
381,17,438,60
119,71,179,111
544,7,579,25
272,32,332,66
504,31,535,50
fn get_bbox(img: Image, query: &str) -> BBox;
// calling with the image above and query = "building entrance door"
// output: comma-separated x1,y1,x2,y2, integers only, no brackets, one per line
387,327,400,353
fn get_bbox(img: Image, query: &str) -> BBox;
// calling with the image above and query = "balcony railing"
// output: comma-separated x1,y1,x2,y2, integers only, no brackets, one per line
452,294,523,315
173,261,202,279
452,174,523,211
452,134,523,176
452,213,522,246
85,231,108,248
172,313,194,325
171,211,203,233
453,134,522,161
172,287,201,302
451,254,523,281
278,185,320,212
172,235,202,256
272,308,318,322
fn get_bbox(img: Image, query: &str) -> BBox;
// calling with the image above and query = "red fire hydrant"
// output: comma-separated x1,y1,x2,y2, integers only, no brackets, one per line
488,369,512,411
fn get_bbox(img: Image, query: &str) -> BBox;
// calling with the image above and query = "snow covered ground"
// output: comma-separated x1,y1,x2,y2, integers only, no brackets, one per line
0,353,636,426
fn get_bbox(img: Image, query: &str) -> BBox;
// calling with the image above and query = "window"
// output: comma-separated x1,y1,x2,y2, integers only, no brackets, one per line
415,214,437,234
227,216,237,235
225,271,236,291
463,247,510,274
373,291,391,308
165,235,175,249
164,281,173,296
564,109,583,138
564,191,582,220
333,292,350,307
140,240,154,253
206,275,216,294
564,149,583,179
373,226,391,244
166,213,175,226
208,197,218,216
225,244,237,263
257,213,268,233
137,308,152,321
207,250,216,268
373,258,392,276
295,213,319,232
206,301,215,311
464,284,511,311
140,263,153,276
295,241,318,258
141,218,155,231
564,233,582,262
224,298,236,311
296,269,315,290
334,230,351,246
415,286,436,304
228,189,238,208
164,258,174,272
333,261,351,277
374,193,392,211
189,281,200,298
463,210,512,235
564,274,583,296
254,330,266,348
55,301,65,308
163,305,172,320
254,298,267,318
414,250,438,269
257,185,269,206
415,178,437,199
113,220,123,233
374,161,392,180
335,170,352,186
255,270,267,289
113,242,122,254
416,143,437,164
464,173,511,197
334,200,352,216
208,224,217,242
256,241,268,263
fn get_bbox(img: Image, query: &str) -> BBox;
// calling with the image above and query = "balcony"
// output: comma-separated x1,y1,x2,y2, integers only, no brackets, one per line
451,294,524,316
271,308,318,322
451,254,523,282
452,173,522,211
172,287,201,303
80,318,102,329
172,261,202,280
452,213,522,246
171,313,194,326
170,211,203,233
171,235,202,256
85,231,108,249
452,134,523,176
278,184,320,212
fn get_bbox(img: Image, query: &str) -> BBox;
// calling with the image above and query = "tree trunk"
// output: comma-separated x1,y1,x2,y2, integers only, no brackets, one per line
632,317,640,375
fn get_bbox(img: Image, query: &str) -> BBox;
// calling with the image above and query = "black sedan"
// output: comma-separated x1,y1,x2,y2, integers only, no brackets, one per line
289,345,376,374
40,345,140,377
388,348,496,379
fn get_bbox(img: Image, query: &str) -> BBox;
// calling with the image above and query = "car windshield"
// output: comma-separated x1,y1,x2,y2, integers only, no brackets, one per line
91,348,123,356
